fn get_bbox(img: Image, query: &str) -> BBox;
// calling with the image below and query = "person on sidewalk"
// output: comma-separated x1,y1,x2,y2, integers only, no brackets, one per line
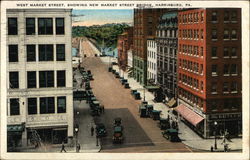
210,146,214,152
76,143,81,153
91,126,94,136
60,142,66,153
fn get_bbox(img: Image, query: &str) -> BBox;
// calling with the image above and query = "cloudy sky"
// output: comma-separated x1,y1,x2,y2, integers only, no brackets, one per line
72,9,133,26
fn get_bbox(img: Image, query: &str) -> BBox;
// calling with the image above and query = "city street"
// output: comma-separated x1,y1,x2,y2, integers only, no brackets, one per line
81,57,191,152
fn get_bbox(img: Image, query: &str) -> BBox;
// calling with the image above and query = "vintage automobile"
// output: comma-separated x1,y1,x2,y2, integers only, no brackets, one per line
90,101,100,116
115,72,120,78
108,67,112,72
73,90,87,101
151,110,161,120
96,123,107,137
131,89,137,95
134,92,141,100
124,82,130,88
162,129,181,142
85,81,91,90
158,118,170,130
114,117,122,126
90,99,99,108
113,126,123,144
120,79,128,85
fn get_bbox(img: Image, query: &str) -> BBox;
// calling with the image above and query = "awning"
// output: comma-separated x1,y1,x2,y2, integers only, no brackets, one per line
167,98,177,108
175,104,204,126
7,124,24,132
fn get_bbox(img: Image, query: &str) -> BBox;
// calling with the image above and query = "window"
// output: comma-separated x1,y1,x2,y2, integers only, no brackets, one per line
211,64,217,76
27,71,36,88
231,47,237,57
9,72,19,89
40,97,55,114
224,100,230,109
26,18,35,35
223,64,230,75
27,45,36,61
231,64,237,75
211,11,218,21
56,18,65,35
231,82,238,93
56,44,65,61
8,18,18,35
211,82,217,93
39,71,54,87
223,82,229,93
201,12,204,22
57,70,66,87
212,29,217,40
200,47,203,57
224,11,229,22
57,96,66,113
201,81,204,91
223,47,229,57
10,98,20,115
200,29,204,39
39,45,53,61
211,47,217,58
38,18,53,35
224,30,229,39
28,98,37,114
9,45,18,62
231,30,237,39
231,11,237,22
211,100,217,111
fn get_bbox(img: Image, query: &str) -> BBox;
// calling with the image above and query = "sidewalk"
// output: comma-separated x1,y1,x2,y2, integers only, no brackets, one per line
100,57,242,152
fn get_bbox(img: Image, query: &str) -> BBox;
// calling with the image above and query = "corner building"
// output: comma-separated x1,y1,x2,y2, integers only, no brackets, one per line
177,8,242,138
7,9,73,147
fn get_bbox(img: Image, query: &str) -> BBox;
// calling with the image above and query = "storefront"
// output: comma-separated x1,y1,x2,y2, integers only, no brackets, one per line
7,124,25,151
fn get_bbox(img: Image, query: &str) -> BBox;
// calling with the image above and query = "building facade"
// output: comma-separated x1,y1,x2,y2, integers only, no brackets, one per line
7,9,73,148
133,9,167,85
156,11,178,101
177,8,242,138
117,27,133,71
147,39,157,84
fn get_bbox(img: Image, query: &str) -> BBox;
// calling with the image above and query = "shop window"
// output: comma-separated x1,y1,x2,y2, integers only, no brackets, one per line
39,44,53,61
8,18,18,35
57,96,66,113
27,71,36,88
26,18,35,35
10,98,20,115
56,18,65,35
56,44,65,61
28,98,37,115
27,45,36,62
38,18,53,35
39,71,54,88
40,97,55,114
9,45,18,62
9,72,19,89
57,70,66,87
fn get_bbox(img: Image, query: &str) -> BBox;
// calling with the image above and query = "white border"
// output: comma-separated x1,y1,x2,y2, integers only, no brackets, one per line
1,1,249,160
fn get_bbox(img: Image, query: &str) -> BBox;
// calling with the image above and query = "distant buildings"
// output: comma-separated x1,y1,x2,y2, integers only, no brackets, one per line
147,38,157,84
177,8,242,138
117,27,133,71
7,9,73,148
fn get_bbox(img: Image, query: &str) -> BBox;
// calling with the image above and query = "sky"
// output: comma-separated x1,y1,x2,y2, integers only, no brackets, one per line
72,10,133,26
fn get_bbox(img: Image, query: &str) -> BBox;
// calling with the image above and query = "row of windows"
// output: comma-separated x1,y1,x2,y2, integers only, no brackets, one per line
148,41,156,48
8,17,65,35
179,59,203,75
211,29,238,40
148,50,156,59
211,10,238,22
179,45,203,57
9,70,66,89
178,88,204,108
148,61,156,70
179,29,204,40
157,29,178,38
179,73,204,91
8,44,65,62
211,64,238,76
211,47,238,58
148,71,156,81
211,81,238,94
179,11,204,24
158,46,177,57
210,99,240,111
9,97,66,116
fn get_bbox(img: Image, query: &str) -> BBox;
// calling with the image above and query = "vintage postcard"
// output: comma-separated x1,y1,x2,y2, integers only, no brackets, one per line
0,0,249,160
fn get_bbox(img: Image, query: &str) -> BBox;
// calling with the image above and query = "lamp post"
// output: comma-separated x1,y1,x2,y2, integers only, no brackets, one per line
75,127,79,152
214,121,218,150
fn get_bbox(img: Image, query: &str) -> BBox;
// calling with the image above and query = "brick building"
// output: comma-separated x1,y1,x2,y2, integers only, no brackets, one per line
133,9,167,85
117,27,133,71
176,8,242,138
7,9,73,148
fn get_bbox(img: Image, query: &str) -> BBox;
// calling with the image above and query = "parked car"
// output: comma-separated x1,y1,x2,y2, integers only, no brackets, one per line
158,118,170,130
162,129,181,142
115,72,120,78
124,82,130,88
113,126,123,144
96,123,107,137
114,117,122,126
151,110,161,120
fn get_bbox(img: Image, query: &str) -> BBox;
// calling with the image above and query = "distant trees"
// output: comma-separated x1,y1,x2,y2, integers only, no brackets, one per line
72,23,130,48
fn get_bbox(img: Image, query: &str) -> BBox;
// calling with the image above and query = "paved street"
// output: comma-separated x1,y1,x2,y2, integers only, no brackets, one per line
81,57,191,152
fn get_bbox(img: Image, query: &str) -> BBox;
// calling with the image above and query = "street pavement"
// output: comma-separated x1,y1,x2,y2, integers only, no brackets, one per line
100,57,242,152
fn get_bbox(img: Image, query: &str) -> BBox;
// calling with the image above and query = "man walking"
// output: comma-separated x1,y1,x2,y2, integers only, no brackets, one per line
60,142,66,152
76,143,81,153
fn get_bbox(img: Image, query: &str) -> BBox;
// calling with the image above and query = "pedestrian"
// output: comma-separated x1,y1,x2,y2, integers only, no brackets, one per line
224,144,228,152
60,142,66,152
76,143,81,153
91,126,94,136
210,146,214,152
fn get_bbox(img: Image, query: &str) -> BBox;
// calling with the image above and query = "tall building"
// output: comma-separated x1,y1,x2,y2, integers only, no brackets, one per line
133,9,167,85
7,9,73,148
156,11,178,102
177,8,242,138
147,38,157,84
117,27,133,71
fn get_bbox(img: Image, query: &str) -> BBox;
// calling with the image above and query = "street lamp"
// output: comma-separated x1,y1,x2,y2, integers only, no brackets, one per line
214,121,218,150
75,127,79,152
